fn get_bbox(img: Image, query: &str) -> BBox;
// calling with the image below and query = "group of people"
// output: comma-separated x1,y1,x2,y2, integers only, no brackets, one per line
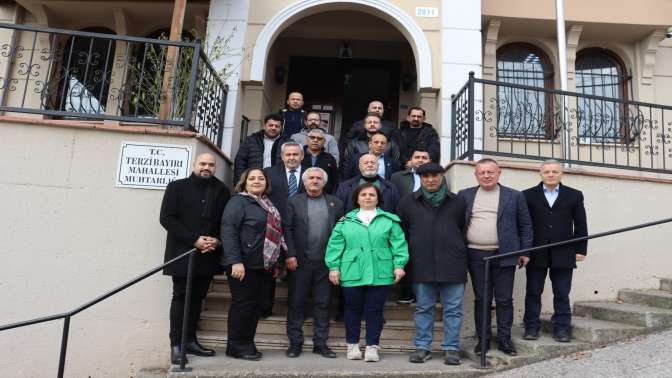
159,92,588,367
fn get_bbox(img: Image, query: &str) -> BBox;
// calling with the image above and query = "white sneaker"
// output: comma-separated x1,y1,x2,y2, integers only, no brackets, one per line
346,343,362,360
364,345,380,362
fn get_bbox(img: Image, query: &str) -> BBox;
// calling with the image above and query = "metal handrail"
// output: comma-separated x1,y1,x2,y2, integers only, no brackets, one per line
476,217,672,368
0,248,199,376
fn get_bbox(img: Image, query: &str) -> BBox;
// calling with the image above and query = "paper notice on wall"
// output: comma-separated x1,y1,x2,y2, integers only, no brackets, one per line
116,141,192,190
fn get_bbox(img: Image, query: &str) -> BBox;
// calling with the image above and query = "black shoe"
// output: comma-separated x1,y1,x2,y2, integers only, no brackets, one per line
286,345,302,358
554,329,571,343
473,339,489,356
253,346,263,358
185,340,216,357
443,350,461,366
170,345,188,365
523,329,540,340
260,311,273,319
497,339,517,356
313,345,337,358
408,349,432,363
225,350,261,361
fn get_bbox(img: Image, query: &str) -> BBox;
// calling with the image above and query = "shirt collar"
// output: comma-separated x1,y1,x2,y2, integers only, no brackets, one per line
543,184,560,194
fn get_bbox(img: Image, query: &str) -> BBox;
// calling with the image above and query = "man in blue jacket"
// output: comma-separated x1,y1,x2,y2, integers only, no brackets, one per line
457,158,533,357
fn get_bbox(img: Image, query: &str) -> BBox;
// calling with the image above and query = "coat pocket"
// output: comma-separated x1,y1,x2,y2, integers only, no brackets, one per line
340,250,362,282
374,248,394,278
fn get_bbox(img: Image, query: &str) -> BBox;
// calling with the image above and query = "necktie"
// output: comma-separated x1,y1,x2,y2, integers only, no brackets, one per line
288,169,297,197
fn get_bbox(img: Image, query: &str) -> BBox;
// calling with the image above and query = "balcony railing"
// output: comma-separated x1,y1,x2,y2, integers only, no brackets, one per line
0,23,228,147
451,72,672,174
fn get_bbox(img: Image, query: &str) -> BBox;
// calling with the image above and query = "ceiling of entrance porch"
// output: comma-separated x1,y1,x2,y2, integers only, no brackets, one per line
278,11,406,42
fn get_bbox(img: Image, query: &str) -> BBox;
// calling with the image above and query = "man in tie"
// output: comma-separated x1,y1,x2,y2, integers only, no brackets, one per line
522,159,588,342
263,141,306,317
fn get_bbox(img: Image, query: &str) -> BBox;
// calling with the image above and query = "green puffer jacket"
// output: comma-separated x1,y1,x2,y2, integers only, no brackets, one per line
325,208,409,287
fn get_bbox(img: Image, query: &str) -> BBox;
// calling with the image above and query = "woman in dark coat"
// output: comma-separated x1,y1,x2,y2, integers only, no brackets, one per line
221,168,286,361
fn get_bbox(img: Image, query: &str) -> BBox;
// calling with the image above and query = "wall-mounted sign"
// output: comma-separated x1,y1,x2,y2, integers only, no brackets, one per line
116,142,192,190
415,7,439,18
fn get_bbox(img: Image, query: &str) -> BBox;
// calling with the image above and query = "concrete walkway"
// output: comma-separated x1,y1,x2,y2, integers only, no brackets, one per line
486,329,672,378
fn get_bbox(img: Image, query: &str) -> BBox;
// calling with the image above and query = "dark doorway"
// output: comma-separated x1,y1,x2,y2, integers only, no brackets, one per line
286,56,400,141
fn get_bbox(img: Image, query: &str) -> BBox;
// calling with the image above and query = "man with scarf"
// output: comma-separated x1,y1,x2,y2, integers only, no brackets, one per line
397,163,468,366
160,153,230,365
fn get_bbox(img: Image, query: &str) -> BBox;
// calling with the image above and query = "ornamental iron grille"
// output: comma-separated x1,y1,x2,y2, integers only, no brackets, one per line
451,73,672,174
0,23,228,147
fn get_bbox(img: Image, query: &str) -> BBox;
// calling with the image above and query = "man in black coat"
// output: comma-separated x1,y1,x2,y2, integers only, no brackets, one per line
397,107,441,166
234,113,290,183
341,100,397,150
160,153,230,364
335,153,400,214
398,163,467,366
342,114,401,176
283,167,344,359
522,160,588,342
281,91,306,137
300,128,339,194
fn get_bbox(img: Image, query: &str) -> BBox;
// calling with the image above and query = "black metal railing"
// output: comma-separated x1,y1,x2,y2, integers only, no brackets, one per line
476,217,672,368
451,72,672,173
0,248,199,376
0,23,228,147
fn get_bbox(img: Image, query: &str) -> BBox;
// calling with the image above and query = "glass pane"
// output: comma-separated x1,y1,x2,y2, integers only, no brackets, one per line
575,52,623,138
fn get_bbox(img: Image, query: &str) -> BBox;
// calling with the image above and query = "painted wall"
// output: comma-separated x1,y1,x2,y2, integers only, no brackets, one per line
0,119,231,377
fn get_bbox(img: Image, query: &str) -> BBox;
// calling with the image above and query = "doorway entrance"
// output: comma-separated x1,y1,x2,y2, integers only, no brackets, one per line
286,56,400,142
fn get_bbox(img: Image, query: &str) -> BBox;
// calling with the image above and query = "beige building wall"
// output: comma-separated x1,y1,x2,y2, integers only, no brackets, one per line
0,119,231,377
447,161,672,317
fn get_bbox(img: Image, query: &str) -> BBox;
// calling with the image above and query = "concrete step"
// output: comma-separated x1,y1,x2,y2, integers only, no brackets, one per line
165,348,486,378
198,330,436,354
540,315,645,344
204,292,438,321
618,289,672,310
659,278,672,292
199,311,444,341
210,275,289,296
573,301,672,328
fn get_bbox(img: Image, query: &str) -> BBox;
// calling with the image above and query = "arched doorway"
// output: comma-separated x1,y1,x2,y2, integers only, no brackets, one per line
247,0,433,141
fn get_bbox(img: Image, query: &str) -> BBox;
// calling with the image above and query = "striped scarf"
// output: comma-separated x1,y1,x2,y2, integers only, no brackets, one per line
241,192,287,270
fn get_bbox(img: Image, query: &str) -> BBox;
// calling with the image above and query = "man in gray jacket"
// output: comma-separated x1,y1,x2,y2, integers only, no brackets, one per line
457,158,533,357
291,111,340,165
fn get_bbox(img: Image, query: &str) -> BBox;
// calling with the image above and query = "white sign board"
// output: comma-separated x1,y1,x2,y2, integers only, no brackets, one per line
116,141,192,190
415,7,439,18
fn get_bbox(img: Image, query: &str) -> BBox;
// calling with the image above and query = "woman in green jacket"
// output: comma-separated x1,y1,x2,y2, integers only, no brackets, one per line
325,182,409,362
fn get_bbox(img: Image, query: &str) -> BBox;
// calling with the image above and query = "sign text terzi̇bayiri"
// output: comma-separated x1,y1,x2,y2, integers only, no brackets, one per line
116,142,192,189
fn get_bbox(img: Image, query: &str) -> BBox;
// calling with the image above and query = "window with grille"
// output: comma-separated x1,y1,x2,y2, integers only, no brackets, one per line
496,43,554,138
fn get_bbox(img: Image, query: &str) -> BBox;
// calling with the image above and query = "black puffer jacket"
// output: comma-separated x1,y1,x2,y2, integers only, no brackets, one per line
220,194,268,269
233,131,290,183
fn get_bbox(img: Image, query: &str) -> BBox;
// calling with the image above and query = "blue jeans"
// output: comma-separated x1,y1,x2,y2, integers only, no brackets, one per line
342,285,392,345
412,282,465,351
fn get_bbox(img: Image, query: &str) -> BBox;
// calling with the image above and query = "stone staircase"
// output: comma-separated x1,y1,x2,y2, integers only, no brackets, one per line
180,276,672,377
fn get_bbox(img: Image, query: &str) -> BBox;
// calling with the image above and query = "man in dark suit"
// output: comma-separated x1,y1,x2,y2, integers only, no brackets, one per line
263,141,306,318
160,153,230,364
284,167,344,359
397,107,441,166
336,153,400,214
457,158,533,357
264,141,306,219
301,128,339,194
390,147,431,200
522,160,588,342
342,131,401,181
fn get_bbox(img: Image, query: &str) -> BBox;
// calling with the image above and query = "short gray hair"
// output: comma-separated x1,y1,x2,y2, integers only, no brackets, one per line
301,167,328,184
307,128,325,137
281,141,304,155
540,159,562,169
